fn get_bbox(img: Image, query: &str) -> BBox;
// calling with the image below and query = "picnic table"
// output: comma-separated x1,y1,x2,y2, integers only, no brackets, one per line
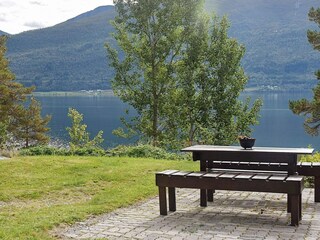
181,145,314,205
156,145,314,226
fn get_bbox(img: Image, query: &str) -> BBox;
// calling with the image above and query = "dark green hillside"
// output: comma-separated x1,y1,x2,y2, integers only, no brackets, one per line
209,0,319,90
5,1,320,91
0,30,8,36
6,6,116,91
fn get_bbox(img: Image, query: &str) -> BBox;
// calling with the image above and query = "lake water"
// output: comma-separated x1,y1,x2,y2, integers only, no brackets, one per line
38,91,319,150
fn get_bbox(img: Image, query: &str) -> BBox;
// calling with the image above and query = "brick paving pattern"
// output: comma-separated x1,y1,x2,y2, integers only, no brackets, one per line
57,188,320,239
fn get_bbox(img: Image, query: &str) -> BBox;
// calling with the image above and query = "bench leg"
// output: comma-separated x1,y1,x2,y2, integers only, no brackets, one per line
290,194,300,226
287,194,291,213
168,187,176,212
207,189,215,202
159,186,167,215
200,189,207,207
315,176,320,202
299,194,302,221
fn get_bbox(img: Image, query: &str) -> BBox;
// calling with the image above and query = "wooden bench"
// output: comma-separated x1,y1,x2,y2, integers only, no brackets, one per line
208,161,320,202
156,170,304,226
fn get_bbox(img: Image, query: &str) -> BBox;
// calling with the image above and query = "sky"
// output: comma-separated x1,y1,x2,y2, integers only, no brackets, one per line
0,0,114,34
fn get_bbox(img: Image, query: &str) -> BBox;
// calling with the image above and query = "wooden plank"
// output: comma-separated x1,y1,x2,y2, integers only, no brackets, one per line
286,176,304,182
269,175,287,181
203,172,224,178
234,173,255,180
300,162,312,167
187,172,206,177
181,145,314,155
218,173,238,179
157,170,179,175
171,171,193,177
252,174,271,180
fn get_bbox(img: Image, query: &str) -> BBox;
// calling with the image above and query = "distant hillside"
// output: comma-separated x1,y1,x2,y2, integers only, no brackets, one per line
0,30,8,36
210,0,319,90
6,6,116,91
5,0,320,91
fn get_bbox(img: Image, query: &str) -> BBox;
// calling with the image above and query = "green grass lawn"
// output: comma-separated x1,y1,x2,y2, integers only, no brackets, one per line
0,156,197,240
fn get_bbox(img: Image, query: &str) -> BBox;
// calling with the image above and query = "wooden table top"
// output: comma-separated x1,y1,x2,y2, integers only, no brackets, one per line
181,145,314,155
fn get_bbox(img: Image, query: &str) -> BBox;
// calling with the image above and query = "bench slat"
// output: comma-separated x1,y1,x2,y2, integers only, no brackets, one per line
269,175,287,181
158,170,180,175
171,171,193,176
234,173,255,180
218,173,239,179
187,172,206,177
252,174,271,180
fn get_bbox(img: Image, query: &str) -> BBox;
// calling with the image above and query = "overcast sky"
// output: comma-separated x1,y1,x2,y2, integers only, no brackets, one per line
0,0,114,34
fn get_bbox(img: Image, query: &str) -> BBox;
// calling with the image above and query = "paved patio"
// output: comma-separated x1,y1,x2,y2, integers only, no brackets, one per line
56,188,320,239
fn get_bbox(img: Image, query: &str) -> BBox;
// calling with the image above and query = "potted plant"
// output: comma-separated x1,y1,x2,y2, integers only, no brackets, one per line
238,135,255,149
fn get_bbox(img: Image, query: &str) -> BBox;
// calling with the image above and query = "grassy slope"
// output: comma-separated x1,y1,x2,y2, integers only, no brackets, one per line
0,156,197,239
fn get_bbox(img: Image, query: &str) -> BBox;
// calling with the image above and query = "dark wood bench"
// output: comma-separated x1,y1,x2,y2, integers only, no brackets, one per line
208,161,320,202
156,169,304,226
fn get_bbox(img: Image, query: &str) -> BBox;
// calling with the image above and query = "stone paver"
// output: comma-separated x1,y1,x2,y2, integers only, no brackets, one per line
55,189,320,240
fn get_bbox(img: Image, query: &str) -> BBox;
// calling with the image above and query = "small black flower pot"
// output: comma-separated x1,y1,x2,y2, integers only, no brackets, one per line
239,138,255,149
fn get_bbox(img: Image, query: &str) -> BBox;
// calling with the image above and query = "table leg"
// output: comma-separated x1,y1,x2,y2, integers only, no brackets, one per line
290,194,300,226
159,186,167,215
168,187,176,211
200,189,207,207
315,176,320,202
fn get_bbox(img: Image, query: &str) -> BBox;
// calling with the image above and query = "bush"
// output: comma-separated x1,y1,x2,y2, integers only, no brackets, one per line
19,145,105,156
19,146,68,156
71,147,106,156
108,144,191,160
300,151,320,188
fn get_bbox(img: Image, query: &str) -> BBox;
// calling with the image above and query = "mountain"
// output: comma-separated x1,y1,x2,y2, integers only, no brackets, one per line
5,1,320,91
0,30,8,36
6,6,116,91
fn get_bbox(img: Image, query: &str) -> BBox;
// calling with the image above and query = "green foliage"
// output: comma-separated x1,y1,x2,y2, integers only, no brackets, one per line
10,97,51,147
107,3,262,149
19,145,70,156
0,120,8,148
108,144,190,160
172,15,262,146
300,151,320,187
106,0,205,146
289,6,320,136
66,108,104,151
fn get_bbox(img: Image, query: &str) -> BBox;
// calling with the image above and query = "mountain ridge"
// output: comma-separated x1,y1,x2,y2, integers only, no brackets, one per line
5,1,320,91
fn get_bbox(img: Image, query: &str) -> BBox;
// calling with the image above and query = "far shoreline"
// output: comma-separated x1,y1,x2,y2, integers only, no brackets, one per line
32,90,114,97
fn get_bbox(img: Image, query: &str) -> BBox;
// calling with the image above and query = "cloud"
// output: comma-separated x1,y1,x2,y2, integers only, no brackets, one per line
29,1,45,6
24,21,46,29
0,0,15,7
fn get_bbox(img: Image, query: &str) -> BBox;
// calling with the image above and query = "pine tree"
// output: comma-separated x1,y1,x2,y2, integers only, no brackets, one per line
0,36,50,148
10,97,51,148
290,7,320,136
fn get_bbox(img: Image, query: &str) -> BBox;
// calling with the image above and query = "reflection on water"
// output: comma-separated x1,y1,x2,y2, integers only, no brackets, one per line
38,91,319,150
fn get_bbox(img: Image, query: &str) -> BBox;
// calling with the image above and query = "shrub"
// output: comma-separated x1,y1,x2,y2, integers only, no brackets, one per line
300,151,320,188
108,144,191,160
19,145,105,156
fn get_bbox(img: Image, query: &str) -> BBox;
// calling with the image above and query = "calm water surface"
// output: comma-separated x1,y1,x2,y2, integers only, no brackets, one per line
38,91,319,150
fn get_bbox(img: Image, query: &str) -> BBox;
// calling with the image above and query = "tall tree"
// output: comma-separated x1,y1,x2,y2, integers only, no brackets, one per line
10,97,51,148
290,7,320,136
171,15,262,147
0,35,34,147
106,0,204,146
107,1,262,149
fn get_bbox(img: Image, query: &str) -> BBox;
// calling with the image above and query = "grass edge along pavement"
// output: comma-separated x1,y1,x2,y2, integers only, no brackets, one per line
0,155,197,240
